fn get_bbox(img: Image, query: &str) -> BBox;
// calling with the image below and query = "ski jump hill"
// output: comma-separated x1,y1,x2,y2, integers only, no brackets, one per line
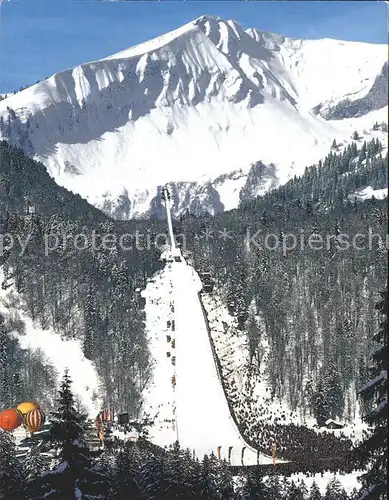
171,252,276,466
143,187,281,466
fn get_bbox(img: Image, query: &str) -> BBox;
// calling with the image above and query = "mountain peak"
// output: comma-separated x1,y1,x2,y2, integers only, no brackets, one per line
0,17,387,219
103,15,247,63
192,14,221,25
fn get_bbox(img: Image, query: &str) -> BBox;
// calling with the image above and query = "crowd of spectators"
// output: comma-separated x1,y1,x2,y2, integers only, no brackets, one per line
224,376,355,473
201,294,359,474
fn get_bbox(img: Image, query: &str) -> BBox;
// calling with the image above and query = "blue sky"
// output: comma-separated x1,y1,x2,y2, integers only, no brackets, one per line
0,1,387,93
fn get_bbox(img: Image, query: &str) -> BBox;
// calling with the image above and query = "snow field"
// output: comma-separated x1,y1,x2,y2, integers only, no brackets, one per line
141,253,275,465
0,268,103,416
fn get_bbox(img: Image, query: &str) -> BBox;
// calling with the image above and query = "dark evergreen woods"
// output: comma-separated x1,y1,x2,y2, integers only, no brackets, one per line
177,138,387,417
353,289,387,500
0,372,362,500
0,140,164,416
0,136,387,498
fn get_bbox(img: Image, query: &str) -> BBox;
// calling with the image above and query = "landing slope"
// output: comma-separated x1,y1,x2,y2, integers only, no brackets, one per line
173,256,274,465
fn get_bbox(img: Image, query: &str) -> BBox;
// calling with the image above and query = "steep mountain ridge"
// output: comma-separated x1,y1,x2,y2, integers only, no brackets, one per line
0,15,387,218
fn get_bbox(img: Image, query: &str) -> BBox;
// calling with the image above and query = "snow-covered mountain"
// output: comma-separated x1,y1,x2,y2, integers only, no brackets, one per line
0,15,387,218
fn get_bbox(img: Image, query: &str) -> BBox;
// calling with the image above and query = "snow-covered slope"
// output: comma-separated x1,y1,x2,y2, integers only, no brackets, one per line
0,268,103,416
349,185,388,201
140,267,177,447
141,251,277,465
0,15,387,218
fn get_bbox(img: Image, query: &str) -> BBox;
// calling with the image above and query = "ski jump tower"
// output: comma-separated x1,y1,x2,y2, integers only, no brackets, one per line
161,185,181,261
158,184,275,466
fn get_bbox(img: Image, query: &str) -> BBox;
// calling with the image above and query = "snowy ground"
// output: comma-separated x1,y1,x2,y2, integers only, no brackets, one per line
287,470,362,496
140,268,177,448
349,185,388,201
0,267,103,416
141,252,276,465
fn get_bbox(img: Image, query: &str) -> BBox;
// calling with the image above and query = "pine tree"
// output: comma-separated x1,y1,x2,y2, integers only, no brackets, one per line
24,437,46,482
197,454,219,500
217,459,235,500
139,453,165,500
324,361,344,420
324,477,347,500
94,447,118,499
309,481,322,500
181,449,202,500
359,142,367,163
163,441,191,499
83,288,97,360
288,480,305,500
32,369,109,499
0,430,24,499
265,475,283,500
239,466,268,499
354,289,388,499
114,442,141,499
312,375,330,426
49,370,90,465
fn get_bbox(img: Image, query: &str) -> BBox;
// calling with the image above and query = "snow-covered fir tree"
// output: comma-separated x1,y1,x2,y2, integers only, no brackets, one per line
139,453,165,499
354,289,388,500
312,375,330,426
111,442,141,498
324,477,348,500
23,437,46,484
29,369,109,499
163,441,194,499
217,459,235,500
288,479,308,500
265,475,283,500
197,453,220,500
309,481,323,500
0,430,24,499
238,467,268,500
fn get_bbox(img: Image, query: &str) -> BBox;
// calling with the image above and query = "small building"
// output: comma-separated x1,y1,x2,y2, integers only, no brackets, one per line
325,419,345,430
117,413,129,426
127,430,140,443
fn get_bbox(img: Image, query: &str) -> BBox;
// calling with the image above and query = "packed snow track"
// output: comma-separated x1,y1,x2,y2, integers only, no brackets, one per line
170,252,275,466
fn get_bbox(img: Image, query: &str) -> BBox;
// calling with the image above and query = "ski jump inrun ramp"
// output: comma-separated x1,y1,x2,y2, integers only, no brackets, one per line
172,254,274,466
154,187,276,466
